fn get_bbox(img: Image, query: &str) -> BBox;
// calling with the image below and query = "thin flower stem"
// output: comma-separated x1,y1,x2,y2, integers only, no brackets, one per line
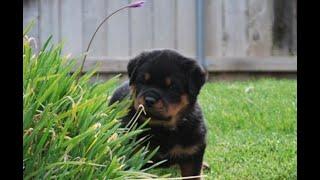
77,6,129,82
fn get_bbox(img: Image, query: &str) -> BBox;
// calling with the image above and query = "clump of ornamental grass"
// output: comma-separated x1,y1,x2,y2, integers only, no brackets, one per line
23,35,160,179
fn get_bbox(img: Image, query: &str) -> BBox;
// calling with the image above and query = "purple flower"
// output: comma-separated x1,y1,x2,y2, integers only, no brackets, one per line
127,0,145,8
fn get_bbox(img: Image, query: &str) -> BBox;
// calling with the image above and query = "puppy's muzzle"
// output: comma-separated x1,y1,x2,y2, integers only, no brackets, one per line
145,96,156,107
143,90,160,108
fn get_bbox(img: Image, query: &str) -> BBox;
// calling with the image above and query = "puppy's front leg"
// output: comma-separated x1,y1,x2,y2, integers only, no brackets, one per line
179,148,205,180
179,161,203,180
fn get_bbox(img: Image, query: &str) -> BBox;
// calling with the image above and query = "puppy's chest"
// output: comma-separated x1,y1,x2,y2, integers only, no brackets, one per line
141,127,200,158
148,128,180,148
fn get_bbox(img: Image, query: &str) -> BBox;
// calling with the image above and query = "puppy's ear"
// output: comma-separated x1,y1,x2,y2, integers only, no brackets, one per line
183,58,207,102
127,52,147,85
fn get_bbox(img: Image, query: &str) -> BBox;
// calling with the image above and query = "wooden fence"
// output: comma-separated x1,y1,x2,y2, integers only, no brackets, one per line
23,0,297,72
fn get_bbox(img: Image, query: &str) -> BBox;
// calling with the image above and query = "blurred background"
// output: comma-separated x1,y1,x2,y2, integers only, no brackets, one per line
23,0,296,80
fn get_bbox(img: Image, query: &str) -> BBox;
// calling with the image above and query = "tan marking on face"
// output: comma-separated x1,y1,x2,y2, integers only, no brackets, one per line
165,77,171,86
134,96,144,110
144,73,150,81
130,85,136,95
166,94,189,117
131,85,143,110
169,144,200,157
130,85,137,106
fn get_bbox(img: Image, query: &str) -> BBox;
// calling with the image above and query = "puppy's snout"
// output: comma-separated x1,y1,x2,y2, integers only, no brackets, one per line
145,96,156,107
140,89,161,108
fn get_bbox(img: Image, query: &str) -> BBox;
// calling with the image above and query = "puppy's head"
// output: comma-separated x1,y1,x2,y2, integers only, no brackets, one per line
128,49,206,122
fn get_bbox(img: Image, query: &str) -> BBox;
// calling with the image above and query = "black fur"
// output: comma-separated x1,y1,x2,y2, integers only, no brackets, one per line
109,49,207,178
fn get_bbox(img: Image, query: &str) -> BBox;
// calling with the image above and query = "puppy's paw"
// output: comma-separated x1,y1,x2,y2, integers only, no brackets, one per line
202,161,210,171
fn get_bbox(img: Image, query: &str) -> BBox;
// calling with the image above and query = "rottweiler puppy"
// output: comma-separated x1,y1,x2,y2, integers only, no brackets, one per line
109,49,207,179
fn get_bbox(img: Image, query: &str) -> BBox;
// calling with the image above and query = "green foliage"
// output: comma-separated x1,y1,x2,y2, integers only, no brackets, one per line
23,35,158,179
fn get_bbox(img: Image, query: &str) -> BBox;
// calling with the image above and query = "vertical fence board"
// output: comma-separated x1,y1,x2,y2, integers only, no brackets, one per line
130,0,153,56
247,0,273,56
153,0,176,49
272,0,294,55
23,0,40,45
176,0,196,57
60,0,83,57
291,0,297,55
223,0,248,56
205,0,223,57
106,0,130,58
39,0,60,45
83,0,108,57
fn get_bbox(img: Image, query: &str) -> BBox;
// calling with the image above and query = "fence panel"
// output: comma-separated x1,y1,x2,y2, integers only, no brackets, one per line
23,0,297,72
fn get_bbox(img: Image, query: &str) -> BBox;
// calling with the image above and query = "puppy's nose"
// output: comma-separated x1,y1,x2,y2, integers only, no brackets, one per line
145,96,156,107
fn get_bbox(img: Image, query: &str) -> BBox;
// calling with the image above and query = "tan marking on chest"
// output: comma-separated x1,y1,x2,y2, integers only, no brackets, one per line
147,116,178,128
169,144,200,157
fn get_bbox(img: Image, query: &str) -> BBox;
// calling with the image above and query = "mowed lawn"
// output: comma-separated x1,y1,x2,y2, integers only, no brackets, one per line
149,79,297,179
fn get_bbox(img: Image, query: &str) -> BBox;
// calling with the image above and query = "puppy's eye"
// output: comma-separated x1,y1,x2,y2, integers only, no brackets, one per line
169,84,176,90
144,73,150,81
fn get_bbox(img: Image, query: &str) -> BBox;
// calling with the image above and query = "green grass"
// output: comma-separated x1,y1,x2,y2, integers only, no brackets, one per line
152,79,297,179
